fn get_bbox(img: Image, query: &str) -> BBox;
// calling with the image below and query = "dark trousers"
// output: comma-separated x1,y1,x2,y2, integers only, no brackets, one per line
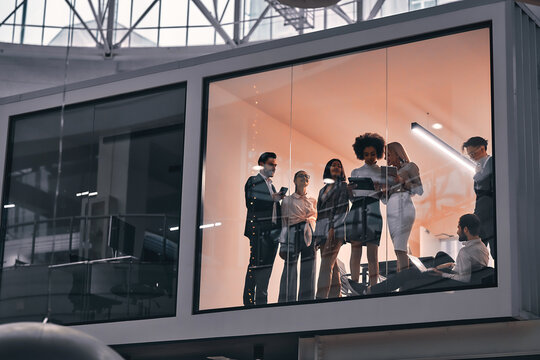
475,194,496,261
243,229,278,306
278,223,316,303
370,252,462,294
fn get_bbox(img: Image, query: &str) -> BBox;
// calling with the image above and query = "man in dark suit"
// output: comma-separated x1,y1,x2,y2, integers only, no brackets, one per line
463,137,495,262
243,152,284,306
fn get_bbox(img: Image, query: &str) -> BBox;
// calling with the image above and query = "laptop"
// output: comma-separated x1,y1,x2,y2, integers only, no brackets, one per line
408,254,429,272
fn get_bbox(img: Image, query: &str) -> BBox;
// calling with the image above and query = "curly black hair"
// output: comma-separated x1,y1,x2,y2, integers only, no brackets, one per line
352,133,385,160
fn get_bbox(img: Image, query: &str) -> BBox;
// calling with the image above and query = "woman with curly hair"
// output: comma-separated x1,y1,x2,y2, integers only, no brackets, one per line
346,132,385,287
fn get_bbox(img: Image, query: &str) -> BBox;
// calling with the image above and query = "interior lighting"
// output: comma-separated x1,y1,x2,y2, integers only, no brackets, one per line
323,178,335,184
3,204,15,208
199,222,222,229
169,226,179,231
252,165,264,171
432,123,443,130
88,192,98,197
411,122,475,173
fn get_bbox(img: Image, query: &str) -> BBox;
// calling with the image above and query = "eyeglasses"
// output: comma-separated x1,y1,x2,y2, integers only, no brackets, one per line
466,147,482,158
296,174,310,180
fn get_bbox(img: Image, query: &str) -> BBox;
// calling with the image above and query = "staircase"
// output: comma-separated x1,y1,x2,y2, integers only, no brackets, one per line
265,0,315,31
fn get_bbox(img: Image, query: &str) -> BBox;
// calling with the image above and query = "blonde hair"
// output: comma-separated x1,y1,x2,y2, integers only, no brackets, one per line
387,142,410,163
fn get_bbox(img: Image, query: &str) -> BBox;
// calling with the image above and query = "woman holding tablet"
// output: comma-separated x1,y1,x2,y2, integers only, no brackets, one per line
346,133,385,287
385,142,423,271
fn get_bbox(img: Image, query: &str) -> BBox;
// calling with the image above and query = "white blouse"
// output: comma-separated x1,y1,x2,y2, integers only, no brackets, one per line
279,192,317,246
351,163,382,199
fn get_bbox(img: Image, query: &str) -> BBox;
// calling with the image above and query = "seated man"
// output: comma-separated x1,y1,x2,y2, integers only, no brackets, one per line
369,213,490,294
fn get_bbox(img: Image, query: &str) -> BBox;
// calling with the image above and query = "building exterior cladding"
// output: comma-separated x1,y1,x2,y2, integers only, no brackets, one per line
0,1,539,359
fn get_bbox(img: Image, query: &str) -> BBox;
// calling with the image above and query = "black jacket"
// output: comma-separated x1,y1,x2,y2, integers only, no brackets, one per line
244,174,282,239
473,156,494,220
315,181,349,240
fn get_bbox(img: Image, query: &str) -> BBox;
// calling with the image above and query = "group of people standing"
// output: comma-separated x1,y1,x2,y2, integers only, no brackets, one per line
242,133,494,306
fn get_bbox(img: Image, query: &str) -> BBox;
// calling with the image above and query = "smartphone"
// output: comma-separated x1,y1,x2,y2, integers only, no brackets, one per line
279,187,288,195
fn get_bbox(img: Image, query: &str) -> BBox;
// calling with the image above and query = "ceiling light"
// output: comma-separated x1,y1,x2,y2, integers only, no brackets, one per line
411,122,475,173
252,165,263,171
169,226,179,231
323,178,335,184
199,223,215,229
3,204,15,209
432,123,443,130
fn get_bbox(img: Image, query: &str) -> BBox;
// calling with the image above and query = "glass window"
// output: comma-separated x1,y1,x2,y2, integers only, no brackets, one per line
0,84,186,324
197,27,495,311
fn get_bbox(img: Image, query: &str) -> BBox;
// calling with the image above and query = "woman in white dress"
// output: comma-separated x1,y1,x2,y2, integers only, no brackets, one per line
385,142,423,271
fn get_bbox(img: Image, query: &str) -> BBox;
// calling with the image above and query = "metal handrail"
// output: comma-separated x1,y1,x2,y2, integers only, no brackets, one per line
4,213,179,229
3,214,179,266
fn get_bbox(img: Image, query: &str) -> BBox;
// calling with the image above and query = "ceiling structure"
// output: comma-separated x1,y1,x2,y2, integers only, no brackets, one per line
0,0,462,57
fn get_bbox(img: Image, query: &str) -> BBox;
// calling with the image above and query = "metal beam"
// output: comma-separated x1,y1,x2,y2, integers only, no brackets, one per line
219,0,231,22
330,4,354,25
367,0,385,20
106,0,116,50
233,0,241,44
88,0,111,55
0,0,27,27
241,4,271,44
114,0,160,48
356,0,363,22
101,0,109,24
63,0,102,47
191,0,237,47
19,0,28,43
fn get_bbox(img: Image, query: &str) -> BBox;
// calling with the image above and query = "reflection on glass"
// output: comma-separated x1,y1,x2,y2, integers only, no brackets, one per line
0,85,185,324
199,27,495,311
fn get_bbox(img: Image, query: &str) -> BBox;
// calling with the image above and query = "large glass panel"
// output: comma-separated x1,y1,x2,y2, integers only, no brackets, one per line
289,50,387,301
0,84,185,324
375,27,495,295
198,27,495,311
199,68,293,310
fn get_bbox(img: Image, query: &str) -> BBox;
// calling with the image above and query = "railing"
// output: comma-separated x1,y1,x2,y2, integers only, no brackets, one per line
3,213,179,267
0,214,179,324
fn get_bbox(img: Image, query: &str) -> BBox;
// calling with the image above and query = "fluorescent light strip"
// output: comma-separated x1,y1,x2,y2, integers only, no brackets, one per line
3,204,15,209
169,226,179,231
411,122,476,174
199,222,223,229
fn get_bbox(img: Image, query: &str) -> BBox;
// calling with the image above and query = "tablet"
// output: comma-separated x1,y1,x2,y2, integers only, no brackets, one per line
348,177,375,190
380,166,398,178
